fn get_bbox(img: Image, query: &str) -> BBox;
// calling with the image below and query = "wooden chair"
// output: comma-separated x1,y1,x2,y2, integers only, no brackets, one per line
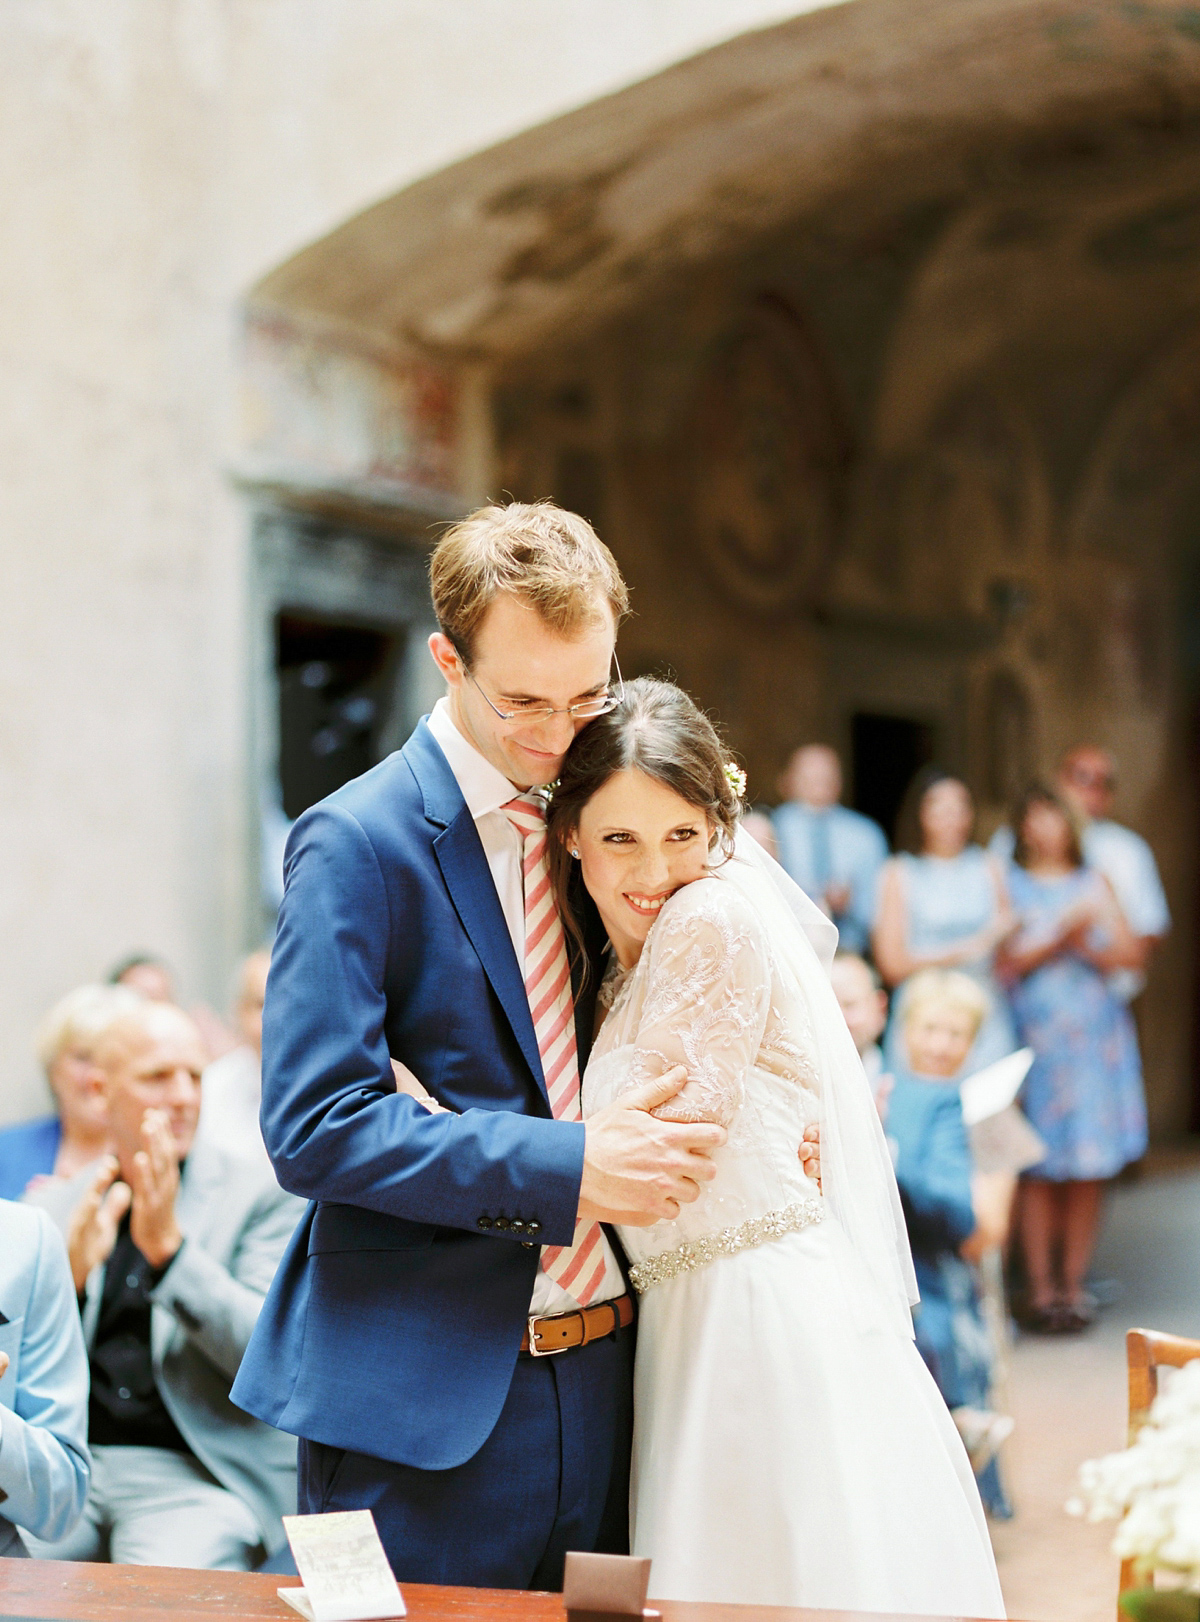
1118,1328,1200,1606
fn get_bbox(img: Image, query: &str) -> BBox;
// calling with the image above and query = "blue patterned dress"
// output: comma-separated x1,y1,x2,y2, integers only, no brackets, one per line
1006,864,1147,1181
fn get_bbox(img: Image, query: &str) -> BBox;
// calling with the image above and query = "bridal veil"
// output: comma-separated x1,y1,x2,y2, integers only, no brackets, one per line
725,827,919,1334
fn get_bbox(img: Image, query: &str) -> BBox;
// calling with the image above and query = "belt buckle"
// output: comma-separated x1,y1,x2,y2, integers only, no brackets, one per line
527,1313,570,1356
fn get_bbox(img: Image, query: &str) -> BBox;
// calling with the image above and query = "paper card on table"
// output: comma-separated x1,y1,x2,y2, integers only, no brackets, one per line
281,1510,406,1622
959,1048,1035,1127
278,1589,318,1621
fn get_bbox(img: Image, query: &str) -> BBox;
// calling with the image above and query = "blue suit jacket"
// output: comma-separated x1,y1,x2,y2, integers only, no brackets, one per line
232,720,610,1470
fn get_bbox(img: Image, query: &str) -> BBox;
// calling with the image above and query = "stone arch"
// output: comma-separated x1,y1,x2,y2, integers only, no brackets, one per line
239,0,1200,1137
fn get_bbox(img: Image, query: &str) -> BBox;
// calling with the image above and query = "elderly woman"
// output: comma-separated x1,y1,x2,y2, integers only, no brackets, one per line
874,769,1018,1074
0,984,141,1200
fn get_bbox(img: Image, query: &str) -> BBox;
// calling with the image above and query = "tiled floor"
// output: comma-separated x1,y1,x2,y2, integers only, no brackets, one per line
989,1165,1200,1622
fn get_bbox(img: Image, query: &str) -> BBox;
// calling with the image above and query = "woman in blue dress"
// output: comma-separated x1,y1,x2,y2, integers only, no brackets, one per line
997,786,1146,1332
874,770,1018,1073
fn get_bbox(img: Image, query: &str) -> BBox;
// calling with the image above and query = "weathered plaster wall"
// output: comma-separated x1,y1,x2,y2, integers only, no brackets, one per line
0,0,837,1121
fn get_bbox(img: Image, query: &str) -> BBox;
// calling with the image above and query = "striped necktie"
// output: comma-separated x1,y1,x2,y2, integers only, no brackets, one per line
503,791,607,1305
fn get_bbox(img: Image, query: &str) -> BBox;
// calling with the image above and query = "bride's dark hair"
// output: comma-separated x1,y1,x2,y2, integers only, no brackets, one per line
547,677,742,970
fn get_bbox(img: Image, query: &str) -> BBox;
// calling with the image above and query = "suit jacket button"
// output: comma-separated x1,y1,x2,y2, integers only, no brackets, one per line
528,1220,542,1235
522,1241,535,1249
511,1220,526,1234
477,1216,492,1230
495,1217,510,1231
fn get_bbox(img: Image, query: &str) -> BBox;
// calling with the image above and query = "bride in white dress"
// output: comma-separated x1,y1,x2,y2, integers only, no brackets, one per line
546,677,1005,1617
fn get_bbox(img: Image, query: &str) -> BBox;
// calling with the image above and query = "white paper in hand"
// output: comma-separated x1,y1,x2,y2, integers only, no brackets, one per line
959,1048,1034,1127
281,1510,406,1622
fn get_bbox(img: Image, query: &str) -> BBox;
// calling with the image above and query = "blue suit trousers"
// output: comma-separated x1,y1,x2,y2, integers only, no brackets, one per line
298,1323,634,1590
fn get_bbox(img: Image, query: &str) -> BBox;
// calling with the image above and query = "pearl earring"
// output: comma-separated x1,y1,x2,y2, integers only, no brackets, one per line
571,848,580,859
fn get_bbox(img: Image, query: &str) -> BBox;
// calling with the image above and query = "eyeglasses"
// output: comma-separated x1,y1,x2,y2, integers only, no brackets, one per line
464,655,625,725
1064,767,1115,790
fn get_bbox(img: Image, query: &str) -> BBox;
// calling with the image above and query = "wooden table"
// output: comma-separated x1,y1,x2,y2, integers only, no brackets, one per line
0,1560,993,1622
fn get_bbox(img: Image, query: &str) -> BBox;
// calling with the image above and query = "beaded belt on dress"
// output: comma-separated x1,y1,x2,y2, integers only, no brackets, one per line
627,1196,825,1294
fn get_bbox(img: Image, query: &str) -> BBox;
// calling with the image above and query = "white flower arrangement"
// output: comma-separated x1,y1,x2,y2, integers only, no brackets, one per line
723,762,747,802
1068,1358,1200,1589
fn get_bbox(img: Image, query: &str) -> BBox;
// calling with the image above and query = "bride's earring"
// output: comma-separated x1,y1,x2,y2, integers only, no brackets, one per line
570,847,580,859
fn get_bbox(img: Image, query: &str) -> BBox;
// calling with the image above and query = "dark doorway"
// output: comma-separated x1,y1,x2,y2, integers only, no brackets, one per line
851,712,937,846
276,612,405,820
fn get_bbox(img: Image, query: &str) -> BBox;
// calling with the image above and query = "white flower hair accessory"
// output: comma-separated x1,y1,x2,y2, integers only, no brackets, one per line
723,762,748,802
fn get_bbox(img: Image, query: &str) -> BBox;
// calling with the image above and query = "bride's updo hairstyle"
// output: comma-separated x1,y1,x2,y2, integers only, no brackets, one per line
547,677,742,963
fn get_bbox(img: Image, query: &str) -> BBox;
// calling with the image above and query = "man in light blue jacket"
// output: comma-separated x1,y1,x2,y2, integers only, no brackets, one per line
28,1000,301,1568
0,1198,90,1555
772,745,888,953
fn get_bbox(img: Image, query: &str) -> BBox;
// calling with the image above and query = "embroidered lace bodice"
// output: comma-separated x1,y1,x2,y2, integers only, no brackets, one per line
582,873,824,1280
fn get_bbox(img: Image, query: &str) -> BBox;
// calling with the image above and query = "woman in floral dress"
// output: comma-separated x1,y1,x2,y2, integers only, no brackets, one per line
998,786,1146,1332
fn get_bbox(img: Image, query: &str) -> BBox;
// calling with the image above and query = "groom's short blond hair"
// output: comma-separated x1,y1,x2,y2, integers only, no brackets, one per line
430,501,628,664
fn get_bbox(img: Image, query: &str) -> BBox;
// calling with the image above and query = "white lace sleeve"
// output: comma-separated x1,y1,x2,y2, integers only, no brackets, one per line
630,880,770,1128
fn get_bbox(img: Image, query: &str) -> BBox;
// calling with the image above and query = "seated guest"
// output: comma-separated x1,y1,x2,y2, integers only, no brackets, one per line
887,970,1013,1508
0,984,142,1201
0,1198,91,1555
829,952,891,1119
109,951,239,1061
107,953,175,1004
771,745,887,953
198,951,271,1168
26,1000,303,1569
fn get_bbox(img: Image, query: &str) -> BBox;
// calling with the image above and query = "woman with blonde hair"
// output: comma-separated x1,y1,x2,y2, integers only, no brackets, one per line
0,983,140,1199
886,969,1014,1512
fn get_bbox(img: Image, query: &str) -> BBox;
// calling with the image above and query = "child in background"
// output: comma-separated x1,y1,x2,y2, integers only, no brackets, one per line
830,953,892,1121
888,969,1014,1508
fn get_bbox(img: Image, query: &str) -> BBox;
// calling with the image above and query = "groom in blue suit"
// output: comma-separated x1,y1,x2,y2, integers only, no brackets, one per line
232,503,730,1589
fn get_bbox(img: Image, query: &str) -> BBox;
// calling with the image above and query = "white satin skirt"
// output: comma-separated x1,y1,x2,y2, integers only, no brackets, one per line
626,1213,1006,1616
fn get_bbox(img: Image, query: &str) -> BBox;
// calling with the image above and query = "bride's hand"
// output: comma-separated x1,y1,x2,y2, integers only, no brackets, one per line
391,1057,450,1113
799,1124,821,1191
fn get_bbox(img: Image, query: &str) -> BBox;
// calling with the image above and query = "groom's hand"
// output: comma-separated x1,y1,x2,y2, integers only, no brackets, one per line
577,1066,725,1228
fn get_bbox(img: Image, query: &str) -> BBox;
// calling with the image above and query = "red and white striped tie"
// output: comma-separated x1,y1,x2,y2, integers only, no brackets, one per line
503,791,607,1306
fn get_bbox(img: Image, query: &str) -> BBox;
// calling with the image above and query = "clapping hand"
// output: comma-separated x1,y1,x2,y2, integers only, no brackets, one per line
67,1156,132,1292
128,1109,183,1270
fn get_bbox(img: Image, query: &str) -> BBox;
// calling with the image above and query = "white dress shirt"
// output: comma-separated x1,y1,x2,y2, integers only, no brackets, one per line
426,699,623,1314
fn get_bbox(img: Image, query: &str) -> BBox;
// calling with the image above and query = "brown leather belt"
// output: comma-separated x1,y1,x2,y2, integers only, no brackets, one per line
521,1294,634,1356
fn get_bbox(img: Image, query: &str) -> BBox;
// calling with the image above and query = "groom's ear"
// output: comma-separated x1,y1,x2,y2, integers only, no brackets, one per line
429,632,463,688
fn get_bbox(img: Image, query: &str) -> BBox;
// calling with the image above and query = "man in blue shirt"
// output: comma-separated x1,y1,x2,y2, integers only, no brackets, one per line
772,746,888,953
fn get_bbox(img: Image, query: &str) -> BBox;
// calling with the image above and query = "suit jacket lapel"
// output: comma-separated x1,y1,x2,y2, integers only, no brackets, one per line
404,721,547,1104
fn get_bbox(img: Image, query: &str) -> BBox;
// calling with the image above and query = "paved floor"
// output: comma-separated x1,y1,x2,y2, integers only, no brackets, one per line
990,1166,1200,1622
